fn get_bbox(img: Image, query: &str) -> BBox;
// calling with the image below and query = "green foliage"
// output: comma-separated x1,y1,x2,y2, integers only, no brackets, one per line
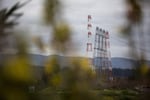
52,23,71,53
43,0,61,24
121,0,150,84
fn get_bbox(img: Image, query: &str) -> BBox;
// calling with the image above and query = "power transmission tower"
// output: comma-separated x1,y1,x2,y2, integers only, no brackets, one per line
93,27,113,80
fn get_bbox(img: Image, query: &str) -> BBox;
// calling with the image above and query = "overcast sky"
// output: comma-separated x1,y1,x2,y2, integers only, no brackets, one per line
2,0,133,58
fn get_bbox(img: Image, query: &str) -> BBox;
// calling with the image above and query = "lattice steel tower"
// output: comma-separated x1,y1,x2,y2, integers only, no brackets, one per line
93,27,113,80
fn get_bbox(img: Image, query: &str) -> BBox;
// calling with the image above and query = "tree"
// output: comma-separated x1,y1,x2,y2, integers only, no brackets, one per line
0,1,28,52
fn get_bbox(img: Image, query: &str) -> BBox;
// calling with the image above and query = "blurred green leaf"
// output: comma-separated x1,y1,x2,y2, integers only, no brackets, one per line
43,0,61,24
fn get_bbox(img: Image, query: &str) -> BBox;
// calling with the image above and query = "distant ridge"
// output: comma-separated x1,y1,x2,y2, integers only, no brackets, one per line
29,54,138,69
1,54,150,78
111,57,136,69
0,54,150,69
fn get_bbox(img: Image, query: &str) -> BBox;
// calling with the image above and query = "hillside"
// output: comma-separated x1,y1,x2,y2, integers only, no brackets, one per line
1,54,149,69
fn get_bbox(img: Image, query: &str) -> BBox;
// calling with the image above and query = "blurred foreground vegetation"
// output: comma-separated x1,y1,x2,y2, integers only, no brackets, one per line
0,0,150,100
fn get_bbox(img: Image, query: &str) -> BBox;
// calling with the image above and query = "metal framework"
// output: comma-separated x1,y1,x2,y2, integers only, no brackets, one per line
93,27,113,80
85,15,112,80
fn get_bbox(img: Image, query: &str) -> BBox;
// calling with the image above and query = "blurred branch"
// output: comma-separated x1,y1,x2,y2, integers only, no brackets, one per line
126,0,142,24
0,1,30,52
43,0,61,25
0,1,30,35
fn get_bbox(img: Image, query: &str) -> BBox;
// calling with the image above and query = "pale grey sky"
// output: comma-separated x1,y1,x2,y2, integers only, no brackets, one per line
2,0,133,58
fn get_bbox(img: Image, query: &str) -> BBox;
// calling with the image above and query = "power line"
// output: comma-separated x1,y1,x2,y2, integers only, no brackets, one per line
110,34,150,53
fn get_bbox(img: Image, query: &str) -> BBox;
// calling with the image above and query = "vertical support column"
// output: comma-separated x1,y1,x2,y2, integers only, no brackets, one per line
94,27,98,68
98,29,101,69
87,15,92,52
87,43,92,51
106,31,113,80
101,30,105,71
99,28,103,70
86,15,93,69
